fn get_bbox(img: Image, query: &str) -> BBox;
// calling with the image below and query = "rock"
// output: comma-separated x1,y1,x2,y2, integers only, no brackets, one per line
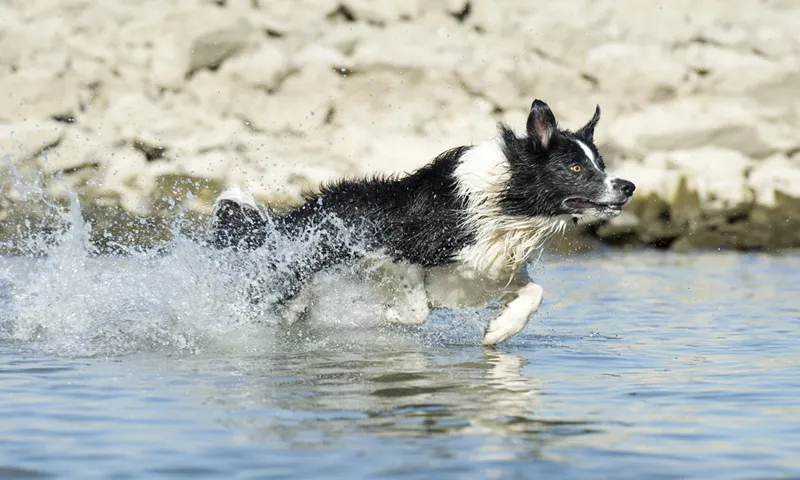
218,43,290,91
97,147,152,213
650,147,754,208
585,43,687,103
746,71,800,116
188,19,255,74
0,71,81,123
184,70,235,115
150,11,254,89
0,122,64,164
1,0,799,253
351,21,468,71
748,154,800,206
608,97,795,158
292,44,350,70
333,70,469,136
230,66,342,134
40,129,107,175
339,0,421,23
360,133,442,176
681,43,792,95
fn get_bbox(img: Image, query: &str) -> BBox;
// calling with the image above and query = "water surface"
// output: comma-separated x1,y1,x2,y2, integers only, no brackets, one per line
1,251,799,479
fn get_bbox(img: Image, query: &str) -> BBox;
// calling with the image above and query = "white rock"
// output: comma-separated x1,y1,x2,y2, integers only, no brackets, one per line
748,154,800,206
0,122,64,164
0,71,81,122
361,133,442,176
292,44,349,70
613,148,757,208
681,43,796,95
351,21,468,71
339,0,421,23
230,67,342,134
334,70,469,135
608,98,792,158
585,43,687,103
99,147,159,213
150,11,254,89
646,147,755,208
40,130,107,175
218,43,289,91
184,70,235,115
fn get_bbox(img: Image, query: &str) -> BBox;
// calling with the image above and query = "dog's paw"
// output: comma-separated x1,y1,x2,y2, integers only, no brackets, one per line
481,283,543,346
482,315,527,346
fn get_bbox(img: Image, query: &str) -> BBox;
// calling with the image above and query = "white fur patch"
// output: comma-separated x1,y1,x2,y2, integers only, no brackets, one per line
210,185,266,230
574,140,619,196
214,185,258,210
575,139,599,170
454,138,568,281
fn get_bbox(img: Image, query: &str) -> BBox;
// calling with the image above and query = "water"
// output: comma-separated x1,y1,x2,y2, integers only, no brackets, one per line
1,196,799,478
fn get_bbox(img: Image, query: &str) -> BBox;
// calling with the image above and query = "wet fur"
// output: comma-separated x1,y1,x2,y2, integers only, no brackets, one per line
210,100,635,345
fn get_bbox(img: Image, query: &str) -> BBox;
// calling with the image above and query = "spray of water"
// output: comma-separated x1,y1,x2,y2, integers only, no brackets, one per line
0,174,489,358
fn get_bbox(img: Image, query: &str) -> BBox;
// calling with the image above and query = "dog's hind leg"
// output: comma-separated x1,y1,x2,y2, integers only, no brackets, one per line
482,283,544,346
210,185,269,250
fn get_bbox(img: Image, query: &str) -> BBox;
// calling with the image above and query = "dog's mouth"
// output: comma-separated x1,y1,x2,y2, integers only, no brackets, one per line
563,197,627,212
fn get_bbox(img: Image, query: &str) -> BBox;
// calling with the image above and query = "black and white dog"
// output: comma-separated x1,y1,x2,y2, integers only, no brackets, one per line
209,100,635,345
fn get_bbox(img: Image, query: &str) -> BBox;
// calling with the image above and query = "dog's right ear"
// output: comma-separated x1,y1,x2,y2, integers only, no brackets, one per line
526,99,557,150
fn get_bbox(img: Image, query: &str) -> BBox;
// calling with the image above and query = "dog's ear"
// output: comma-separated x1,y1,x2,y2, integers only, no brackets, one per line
577,105,601,142
526,99,557,150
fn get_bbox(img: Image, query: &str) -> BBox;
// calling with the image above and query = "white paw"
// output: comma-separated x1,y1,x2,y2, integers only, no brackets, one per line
482,313,528,345
482,283,543,346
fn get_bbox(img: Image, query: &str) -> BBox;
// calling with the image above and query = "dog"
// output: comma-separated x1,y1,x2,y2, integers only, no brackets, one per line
209,99,635,345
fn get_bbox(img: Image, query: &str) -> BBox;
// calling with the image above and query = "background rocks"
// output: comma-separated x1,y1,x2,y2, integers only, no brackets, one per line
1,0,799,253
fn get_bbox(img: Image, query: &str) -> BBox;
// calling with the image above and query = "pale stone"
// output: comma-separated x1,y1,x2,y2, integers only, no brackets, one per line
184,70,235,115
292,44,349,70
748,154,800,206
0,71,81,122
150,11,255,89
361,133,442,176
230,67,342,134
682,43,796,95
585,43,687,103
1,0,799,224
218,43,290,91
608,98,792,158
40,130,107,175
0,122,65,164
642,148,755,208
99,147,162,213
339,0,421,23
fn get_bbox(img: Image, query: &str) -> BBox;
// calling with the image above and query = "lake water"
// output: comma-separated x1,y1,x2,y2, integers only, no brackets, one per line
1,238,799,478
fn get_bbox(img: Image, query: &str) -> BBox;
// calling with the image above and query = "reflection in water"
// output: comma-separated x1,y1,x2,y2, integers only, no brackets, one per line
188,347,603,465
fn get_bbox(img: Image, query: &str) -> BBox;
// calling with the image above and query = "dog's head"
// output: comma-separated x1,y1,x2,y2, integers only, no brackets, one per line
499,100,635,220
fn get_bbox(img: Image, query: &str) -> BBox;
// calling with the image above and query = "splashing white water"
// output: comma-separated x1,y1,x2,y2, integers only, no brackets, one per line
0,182,489,357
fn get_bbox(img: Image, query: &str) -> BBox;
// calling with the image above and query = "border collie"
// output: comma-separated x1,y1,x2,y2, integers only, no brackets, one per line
209,100,635,345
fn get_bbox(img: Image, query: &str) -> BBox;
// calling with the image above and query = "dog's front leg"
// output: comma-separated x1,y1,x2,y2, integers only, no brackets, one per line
482,283,544,346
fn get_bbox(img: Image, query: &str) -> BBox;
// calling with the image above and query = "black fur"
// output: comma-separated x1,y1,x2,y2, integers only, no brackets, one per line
212,146,475,303
211,99,635,306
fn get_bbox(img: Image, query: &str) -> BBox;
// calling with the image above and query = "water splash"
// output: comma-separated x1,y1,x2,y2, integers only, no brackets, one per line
0,177,489,358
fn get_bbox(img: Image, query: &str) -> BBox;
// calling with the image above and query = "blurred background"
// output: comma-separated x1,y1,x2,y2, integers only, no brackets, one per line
1,0,799,252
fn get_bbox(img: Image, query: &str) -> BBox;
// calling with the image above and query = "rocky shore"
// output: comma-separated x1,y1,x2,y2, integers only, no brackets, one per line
1,0,799,254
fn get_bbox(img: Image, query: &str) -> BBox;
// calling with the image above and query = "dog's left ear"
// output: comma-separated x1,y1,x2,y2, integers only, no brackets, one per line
577,105,601,142
526,99,557,150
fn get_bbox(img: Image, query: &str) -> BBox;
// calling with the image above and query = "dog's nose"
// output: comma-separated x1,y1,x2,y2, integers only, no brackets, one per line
613,179,636,196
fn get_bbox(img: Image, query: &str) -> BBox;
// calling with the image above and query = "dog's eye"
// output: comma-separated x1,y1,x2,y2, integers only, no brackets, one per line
570,165,582,173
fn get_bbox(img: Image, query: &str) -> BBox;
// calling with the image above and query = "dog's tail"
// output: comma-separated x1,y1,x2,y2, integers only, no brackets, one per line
209,185,269,250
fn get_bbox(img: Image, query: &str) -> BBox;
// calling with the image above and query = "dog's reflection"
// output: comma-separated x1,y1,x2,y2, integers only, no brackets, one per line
197,348,549,444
